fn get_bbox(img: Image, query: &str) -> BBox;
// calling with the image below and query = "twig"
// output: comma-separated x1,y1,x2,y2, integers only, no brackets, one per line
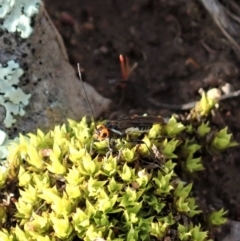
147,97,197,110
227,0,240,16
200,0,240,56
171,15,182,42
225,7,240,25
218,89,240,100
148,89,240,110
200,40,218,54
200,0,237,35
215,17,240,54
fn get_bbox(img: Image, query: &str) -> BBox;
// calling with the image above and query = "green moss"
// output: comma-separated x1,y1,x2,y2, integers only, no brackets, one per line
0,90,236,241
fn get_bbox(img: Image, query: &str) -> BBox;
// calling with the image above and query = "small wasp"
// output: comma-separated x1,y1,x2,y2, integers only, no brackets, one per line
93,115,166,169
77,55,164,141
94,115,165,142
77,55,165,166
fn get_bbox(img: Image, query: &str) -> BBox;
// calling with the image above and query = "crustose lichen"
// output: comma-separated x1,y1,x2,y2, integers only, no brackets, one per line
0,60,31,128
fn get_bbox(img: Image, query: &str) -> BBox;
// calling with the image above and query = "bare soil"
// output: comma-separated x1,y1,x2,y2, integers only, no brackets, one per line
44,0,240,239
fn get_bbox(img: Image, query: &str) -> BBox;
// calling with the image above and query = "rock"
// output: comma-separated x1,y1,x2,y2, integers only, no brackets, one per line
0,1,111,137
222,220,240,241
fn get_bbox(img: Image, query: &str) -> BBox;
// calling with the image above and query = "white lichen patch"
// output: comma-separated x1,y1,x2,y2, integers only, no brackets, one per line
0,129,19,161
0,129,9,160
0,0,41,38
0,60,31,127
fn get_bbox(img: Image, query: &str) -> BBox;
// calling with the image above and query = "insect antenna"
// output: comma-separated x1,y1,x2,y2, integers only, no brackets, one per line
77,63,99,133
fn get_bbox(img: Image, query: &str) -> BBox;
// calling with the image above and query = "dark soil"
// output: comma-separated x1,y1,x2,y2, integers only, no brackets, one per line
44,0,240,239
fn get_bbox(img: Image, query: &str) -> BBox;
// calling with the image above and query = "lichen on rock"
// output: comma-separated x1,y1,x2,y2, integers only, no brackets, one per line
0,60,31,127
0,0,41,38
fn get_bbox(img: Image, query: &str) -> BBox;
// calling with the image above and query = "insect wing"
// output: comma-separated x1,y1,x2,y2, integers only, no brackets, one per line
115,116,165,132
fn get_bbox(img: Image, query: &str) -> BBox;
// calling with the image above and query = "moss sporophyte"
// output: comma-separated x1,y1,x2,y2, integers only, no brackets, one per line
0,87,236,240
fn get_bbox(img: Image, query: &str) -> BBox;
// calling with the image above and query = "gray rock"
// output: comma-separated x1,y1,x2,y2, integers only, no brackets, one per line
0,2,111,137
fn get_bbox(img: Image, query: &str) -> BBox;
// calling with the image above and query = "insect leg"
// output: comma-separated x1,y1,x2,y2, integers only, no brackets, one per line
105,138,114,158
128,139,166,172
90,140,95,155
